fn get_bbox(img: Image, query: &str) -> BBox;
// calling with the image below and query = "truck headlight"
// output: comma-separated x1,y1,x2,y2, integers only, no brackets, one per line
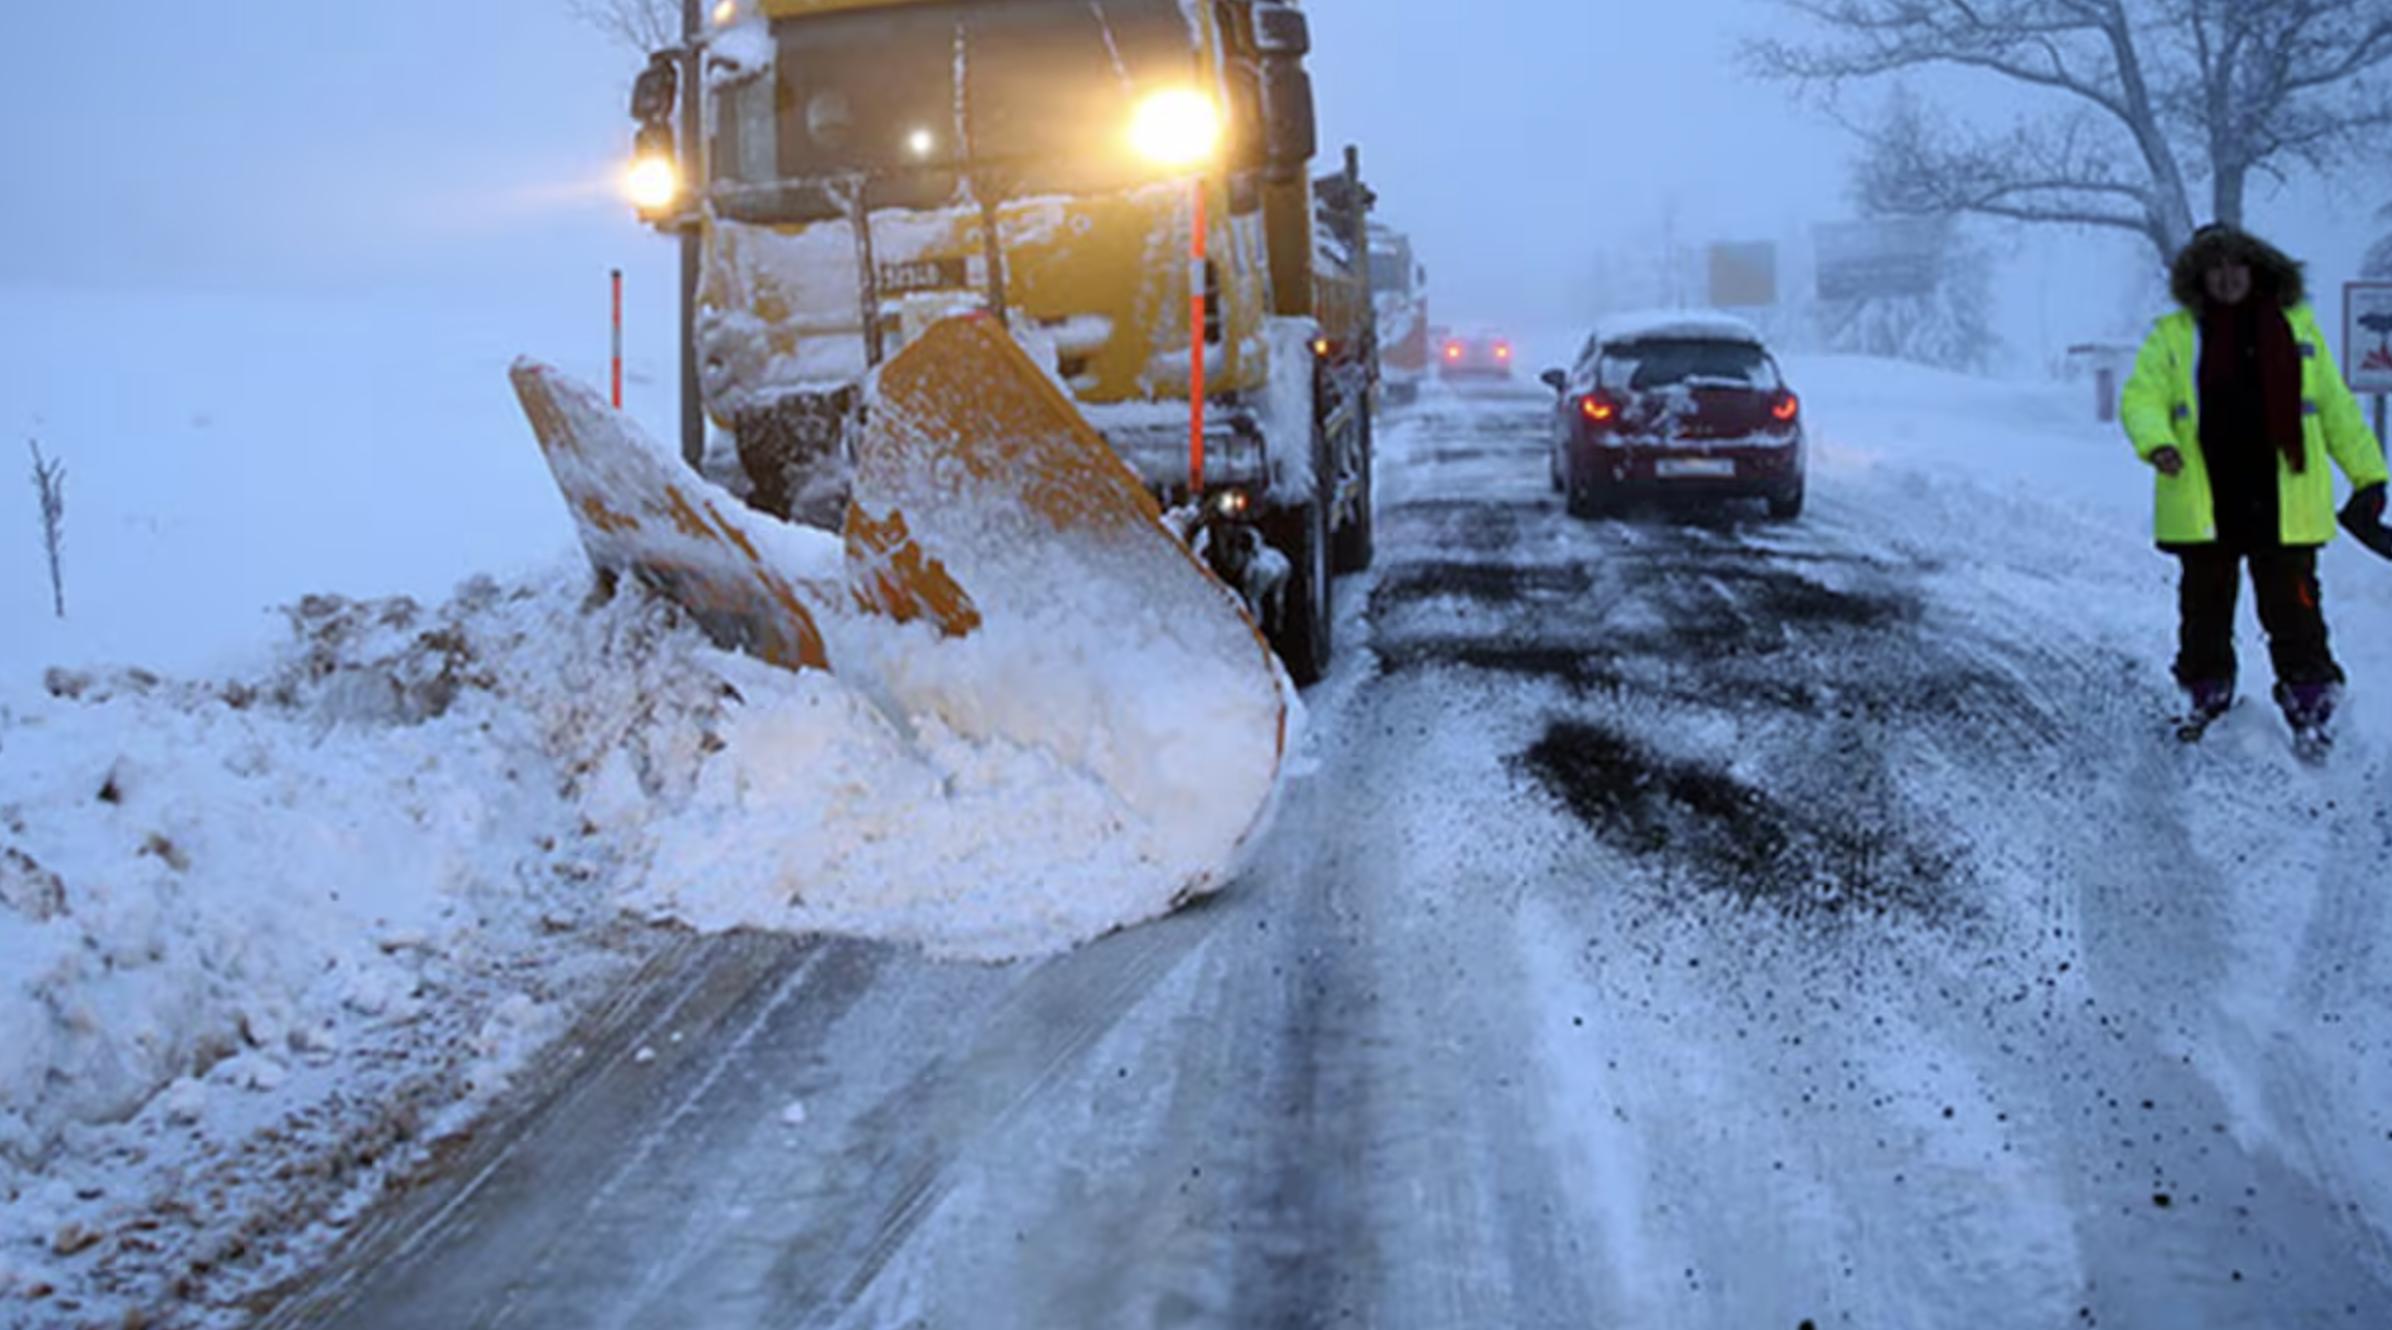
626,123,680,216
1129,89,1220,169
626,154,680,214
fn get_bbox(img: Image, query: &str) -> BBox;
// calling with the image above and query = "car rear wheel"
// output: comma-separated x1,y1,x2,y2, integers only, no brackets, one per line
1766,481,1805,521
1564,476,1609,520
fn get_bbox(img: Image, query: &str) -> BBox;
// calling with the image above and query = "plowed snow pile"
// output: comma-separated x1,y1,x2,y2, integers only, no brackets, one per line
0,287,1291,1326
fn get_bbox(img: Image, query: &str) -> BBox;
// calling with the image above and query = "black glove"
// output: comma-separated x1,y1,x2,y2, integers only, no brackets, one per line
2339,482,2392,560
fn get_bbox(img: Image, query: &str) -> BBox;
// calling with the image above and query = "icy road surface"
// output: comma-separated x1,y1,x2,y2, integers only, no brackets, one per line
260,383,2392,1328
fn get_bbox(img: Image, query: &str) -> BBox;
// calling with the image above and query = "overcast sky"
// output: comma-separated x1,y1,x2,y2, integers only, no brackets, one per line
0,1,1844,310
1306,0,1852,329
4,1,2384,367
4,1,647,306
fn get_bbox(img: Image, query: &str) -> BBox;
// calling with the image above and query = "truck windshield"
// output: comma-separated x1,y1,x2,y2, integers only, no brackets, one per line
715,0,1199,223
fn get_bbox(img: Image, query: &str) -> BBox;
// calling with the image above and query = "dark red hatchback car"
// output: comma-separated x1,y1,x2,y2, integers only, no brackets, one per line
1541,310,1805,520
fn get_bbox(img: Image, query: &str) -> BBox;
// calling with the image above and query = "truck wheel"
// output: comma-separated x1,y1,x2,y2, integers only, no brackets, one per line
1331,407,1375,574
1271,500,1333,687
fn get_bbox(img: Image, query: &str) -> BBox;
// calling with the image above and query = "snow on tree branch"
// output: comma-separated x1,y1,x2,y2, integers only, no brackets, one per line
2366,201,2392,279
565,0,684,55
1856,87,2174,247
1746,0,2392,264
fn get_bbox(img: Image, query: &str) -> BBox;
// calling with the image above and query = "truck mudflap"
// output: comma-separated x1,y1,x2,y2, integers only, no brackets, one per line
509,312,1290,893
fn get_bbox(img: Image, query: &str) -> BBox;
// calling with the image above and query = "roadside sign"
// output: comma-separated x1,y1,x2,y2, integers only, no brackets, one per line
2345,281,2392,395
1814,217,1943,301
1707,240,1777,308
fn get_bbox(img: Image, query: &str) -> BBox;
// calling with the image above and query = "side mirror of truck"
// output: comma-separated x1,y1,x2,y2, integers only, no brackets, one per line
1540,368,1568,394
1254,4,1310,55
1259,63,1316,178
631,52,678,126
1253,2,1315,179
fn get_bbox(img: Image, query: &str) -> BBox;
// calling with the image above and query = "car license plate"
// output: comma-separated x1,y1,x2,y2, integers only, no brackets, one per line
1655,457,1735,479
878,257,968,294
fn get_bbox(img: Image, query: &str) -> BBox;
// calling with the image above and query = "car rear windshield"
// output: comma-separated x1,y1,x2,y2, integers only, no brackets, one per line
1601,339,1779,392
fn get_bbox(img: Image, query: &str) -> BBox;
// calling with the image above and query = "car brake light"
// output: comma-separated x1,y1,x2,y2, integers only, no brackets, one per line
1578,393,1618,423
1494,342,1512,361
1771,391,1799,423
1443,341,1463,361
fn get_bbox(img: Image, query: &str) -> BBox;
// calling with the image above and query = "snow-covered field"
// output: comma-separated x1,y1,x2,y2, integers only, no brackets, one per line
5,287,2391,1325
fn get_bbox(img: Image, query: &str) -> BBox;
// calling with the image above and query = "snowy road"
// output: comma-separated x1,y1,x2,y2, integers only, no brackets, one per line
258,384,2392,1328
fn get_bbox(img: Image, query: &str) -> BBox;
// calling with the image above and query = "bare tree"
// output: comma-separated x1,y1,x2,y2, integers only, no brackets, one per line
29,440,65,619
2366,201,2392,279
1747,0,2392,265
566,0,682,54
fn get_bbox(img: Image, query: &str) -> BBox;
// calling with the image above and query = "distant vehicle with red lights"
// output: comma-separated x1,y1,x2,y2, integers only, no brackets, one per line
1540,309,1805,520
1434,326,1514,381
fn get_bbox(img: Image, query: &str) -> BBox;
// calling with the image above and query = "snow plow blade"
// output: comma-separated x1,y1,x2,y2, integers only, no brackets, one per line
510,314,1288,892
509,359,836,672
844,312,1291,878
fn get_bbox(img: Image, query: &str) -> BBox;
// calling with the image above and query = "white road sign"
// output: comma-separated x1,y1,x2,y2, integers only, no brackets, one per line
2345,281,2392,395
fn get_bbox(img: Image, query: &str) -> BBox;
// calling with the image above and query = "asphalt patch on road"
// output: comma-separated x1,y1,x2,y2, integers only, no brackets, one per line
1374,559,1595,605
1376,497,1535,555
1516,719,1964,920
1655,560,1917,645
1367,546,1921,696
1362,507,2054,920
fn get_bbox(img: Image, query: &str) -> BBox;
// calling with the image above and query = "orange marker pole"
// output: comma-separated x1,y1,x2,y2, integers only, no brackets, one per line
1188,180,1206,495
610,268,624,410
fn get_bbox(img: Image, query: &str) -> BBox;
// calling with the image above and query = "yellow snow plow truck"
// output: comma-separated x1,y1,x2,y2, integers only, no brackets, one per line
507,0,1375,894
622,0,1373,686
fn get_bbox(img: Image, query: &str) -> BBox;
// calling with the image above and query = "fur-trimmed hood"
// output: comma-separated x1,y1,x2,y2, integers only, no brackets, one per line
2169,223,2306,311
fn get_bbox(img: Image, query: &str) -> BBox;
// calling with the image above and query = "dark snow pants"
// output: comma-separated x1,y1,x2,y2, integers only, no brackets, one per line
2170,545,2344,690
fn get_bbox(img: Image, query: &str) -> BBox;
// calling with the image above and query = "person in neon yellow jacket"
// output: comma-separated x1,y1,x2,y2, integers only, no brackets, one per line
2120,223,2389,735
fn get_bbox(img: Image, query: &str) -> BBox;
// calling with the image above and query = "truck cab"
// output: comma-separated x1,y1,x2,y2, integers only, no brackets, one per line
630,0,1372,683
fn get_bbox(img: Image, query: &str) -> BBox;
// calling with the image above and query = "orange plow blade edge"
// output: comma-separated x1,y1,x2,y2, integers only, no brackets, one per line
509,359,838,673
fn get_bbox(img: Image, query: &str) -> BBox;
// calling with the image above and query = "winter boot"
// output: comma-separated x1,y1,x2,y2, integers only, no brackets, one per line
2272,679,2340,731
2174,678,2236,741
2185,678,2234,722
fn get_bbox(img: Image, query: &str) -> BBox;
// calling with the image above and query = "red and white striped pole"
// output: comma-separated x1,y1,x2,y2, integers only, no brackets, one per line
1187,181,1206,495
610,268,625,409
